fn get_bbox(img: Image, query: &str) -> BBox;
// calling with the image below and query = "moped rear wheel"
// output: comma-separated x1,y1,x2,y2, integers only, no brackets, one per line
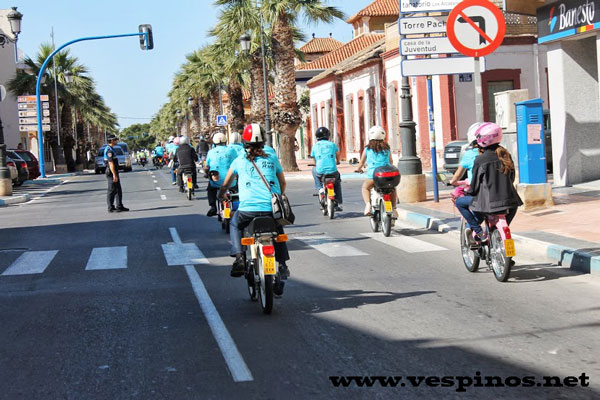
258,255,273,314
490,228,511,282
369,210,380,232
327,198,335,220
246,254,258,302
380,200,392,237
460,220,480,272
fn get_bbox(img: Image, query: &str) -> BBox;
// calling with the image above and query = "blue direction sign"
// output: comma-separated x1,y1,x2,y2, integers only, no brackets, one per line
217,115,228,126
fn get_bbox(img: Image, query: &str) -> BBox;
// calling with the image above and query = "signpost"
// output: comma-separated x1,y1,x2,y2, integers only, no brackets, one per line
400,16,448,35
447,0,506,122
17,95,51,135
400,0,461,13
402,56,486,76
217,115,228,126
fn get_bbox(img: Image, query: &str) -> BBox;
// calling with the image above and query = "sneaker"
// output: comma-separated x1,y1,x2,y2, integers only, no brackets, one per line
279,263,290,280
335,205,343,212
179,188,184,193
509,259,516,268
207,208,218,217
392,208,399,219
465,228,475,245
472,231,488,243
116,206,129,212
108,206,116,213
364,203,372,216
194,184,200,189
312,191,319,197
171,182,177,186
230,255,244,277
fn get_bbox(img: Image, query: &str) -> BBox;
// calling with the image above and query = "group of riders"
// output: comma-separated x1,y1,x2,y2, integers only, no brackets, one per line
147,120,521,293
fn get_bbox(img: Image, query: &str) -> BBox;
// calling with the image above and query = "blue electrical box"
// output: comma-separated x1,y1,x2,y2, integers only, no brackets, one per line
515,98,547,184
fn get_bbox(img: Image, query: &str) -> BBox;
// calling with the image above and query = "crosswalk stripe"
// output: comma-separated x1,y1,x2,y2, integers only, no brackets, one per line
85,247,128,270
161,242,209,265
1,251,59,276
360,232,447,253
294,235,368,257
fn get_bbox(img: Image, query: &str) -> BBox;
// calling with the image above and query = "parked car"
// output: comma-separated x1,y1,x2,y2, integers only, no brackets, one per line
95,145,130,174
443,140,470,173
117,142,133,172
6,151,29,186
11,149,40,180
5,157,18,183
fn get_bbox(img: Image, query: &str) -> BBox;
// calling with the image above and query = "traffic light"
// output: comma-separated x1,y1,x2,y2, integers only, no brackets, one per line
138,24,154,50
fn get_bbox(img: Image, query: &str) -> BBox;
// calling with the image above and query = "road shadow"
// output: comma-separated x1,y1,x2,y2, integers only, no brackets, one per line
305,289,436,314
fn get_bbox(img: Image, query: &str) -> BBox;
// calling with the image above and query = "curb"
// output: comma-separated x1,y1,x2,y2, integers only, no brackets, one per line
396,206,600,276
24,178,61,185
0,194,31,207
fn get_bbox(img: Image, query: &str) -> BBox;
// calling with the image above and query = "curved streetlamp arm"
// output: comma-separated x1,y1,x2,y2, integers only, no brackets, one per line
36,32,148,178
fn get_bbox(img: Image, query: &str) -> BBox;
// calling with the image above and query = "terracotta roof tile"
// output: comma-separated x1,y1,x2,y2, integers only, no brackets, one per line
296,33,385,71
299,37,344,54
347,0,399,23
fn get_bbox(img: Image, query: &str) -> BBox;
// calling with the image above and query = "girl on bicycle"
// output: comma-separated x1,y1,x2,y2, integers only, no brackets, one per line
465,122,523,242
355,126,397,216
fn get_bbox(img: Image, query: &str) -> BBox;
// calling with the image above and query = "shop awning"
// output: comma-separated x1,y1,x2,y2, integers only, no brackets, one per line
504,0,546,16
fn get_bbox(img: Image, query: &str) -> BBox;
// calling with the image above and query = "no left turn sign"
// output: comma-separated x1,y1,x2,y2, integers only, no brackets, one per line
447,0,506,58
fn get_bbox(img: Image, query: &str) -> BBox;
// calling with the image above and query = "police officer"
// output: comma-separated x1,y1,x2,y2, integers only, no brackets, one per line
105,134,129,213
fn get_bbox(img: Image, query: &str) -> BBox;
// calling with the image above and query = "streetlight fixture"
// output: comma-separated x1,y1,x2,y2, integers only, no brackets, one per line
64,70,73,84
6,7,23,64
238,3,273,148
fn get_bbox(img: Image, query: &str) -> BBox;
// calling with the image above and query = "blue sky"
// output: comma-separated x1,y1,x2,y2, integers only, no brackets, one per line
10,0,369,130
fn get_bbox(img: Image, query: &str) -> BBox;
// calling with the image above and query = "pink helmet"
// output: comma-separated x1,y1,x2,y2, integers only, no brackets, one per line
174,137,181,145
475,122,502,148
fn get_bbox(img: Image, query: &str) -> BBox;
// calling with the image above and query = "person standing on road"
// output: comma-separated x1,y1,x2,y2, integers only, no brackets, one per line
205,132,237,216
174,136,198,192
354,126,396,217
105,134,129,213
310,127,343,211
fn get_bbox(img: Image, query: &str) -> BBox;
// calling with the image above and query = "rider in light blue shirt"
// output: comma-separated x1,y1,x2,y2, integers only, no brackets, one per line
354,126,395,216
310,127,343,209
205,132,238,216
227,131,245,158
218,123,290,284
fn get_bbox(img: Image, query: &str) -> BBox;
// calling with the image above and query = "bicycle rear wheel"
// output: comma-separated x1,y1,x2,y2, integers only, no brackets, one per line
490,228,511,282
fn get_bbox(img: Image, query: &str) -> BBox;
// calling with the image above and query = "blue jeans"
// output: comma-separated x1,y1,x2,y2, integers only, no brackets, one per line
455,196,484,235
230,210,290,263
312,168,343,204
170,165,177,183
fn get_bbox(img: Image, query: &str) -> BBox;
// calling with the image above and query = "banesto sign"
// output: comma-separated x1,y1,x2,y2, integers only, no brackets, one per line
538,0,600,41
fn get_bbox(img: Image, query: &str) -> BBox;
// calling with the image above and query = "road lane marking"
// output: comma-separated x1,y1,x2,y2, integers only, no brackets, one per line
168,227,253,382
85,247,128,270
160,195,167,200
360,232,447,253
1,250,59,276
153,180,158,184
294,235,368,257
161,242,209,266
156,187,161,191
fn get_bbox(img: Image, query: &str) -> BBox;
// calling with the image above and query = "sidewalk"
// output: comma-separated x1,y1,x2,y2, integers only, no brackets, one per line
396,179,600,276
0,172,81,207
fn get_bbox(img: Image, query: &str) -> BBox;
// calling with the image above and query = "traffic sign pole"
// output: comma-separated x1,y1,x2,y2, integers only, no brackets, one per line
474,57,484,123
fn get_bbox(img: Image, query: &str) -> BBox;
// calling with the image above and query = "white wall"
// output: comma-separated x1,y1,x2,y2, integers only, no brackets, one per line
342,64,380,157
0,14,20,150
309,80,334,144
454,44,550,140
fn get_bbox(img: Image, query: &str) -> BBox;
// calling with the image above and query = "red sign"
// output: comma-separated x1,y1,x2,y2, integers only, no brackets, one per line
447,0,506,58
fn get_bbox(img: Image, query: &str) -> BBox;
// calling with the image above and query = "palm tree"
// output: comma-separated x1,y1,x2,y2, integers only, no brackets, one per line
263,0,344,170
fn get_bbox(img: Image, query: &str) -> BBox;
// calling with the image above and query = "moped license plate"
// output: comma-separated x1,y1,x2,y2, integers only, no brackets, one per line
384,201,393,213
504,239,516,257
187,181,193,189
224,207,231,219
327,188,335,197
264,257,276,275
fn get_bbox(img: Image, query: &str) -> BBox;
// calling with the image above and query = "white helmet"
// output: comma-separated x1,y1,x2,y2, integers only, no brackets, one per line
212,132,227,145
168,135,175,143
368,125,386,141
180,136,190,145
242,124,265,145
467,122,485,144
230,131,242,144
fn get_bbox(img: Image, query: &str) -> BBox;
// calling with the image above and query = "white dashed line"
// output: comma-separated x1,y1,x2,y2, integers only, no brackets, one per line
153,180,158,183
161,195,167,200
156,187,161,191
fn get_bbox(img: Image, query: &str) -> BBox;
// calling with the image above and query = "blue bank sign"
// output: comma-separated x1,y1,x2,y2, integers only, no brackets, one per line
538,0,600,43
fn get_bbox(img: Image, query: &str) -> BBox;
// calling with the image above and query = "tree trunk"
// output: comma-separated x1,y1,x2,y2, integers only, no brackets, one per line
200,98,210,134
271,12,301,171
250,51,267,126
208,90,221,137
189,97,200,137
226,80,246,132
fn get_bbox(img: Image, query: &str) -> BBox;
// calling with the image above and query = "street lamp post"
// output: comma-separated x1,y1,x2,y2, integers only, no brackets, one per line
6,7,23,64
239,2,273,147
187,97,193,136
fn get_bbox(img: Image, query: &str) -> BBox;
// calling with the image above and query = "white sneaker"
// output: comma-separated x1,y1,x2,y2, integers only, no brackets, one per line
364,203,372,216
392,208,399,219
171,182,176,185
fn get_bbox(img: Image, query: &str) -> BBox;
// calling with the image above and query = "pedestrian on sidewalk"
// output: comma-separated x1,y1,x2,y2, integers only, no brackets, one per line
105,134,129,213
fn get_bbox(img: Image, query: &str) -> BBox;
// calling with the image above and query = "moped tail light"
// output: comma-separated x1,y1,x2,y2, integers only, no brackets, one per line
241,237,254,246
262,245,275,256
502,226,512,240
326,182,334,189
275,234,288,243
187,177,192,182
383,194,392,201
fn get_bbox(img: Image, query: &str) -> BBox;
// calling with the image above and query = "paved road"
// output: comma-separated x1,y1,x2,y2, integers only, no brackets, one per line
0,165,598,399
